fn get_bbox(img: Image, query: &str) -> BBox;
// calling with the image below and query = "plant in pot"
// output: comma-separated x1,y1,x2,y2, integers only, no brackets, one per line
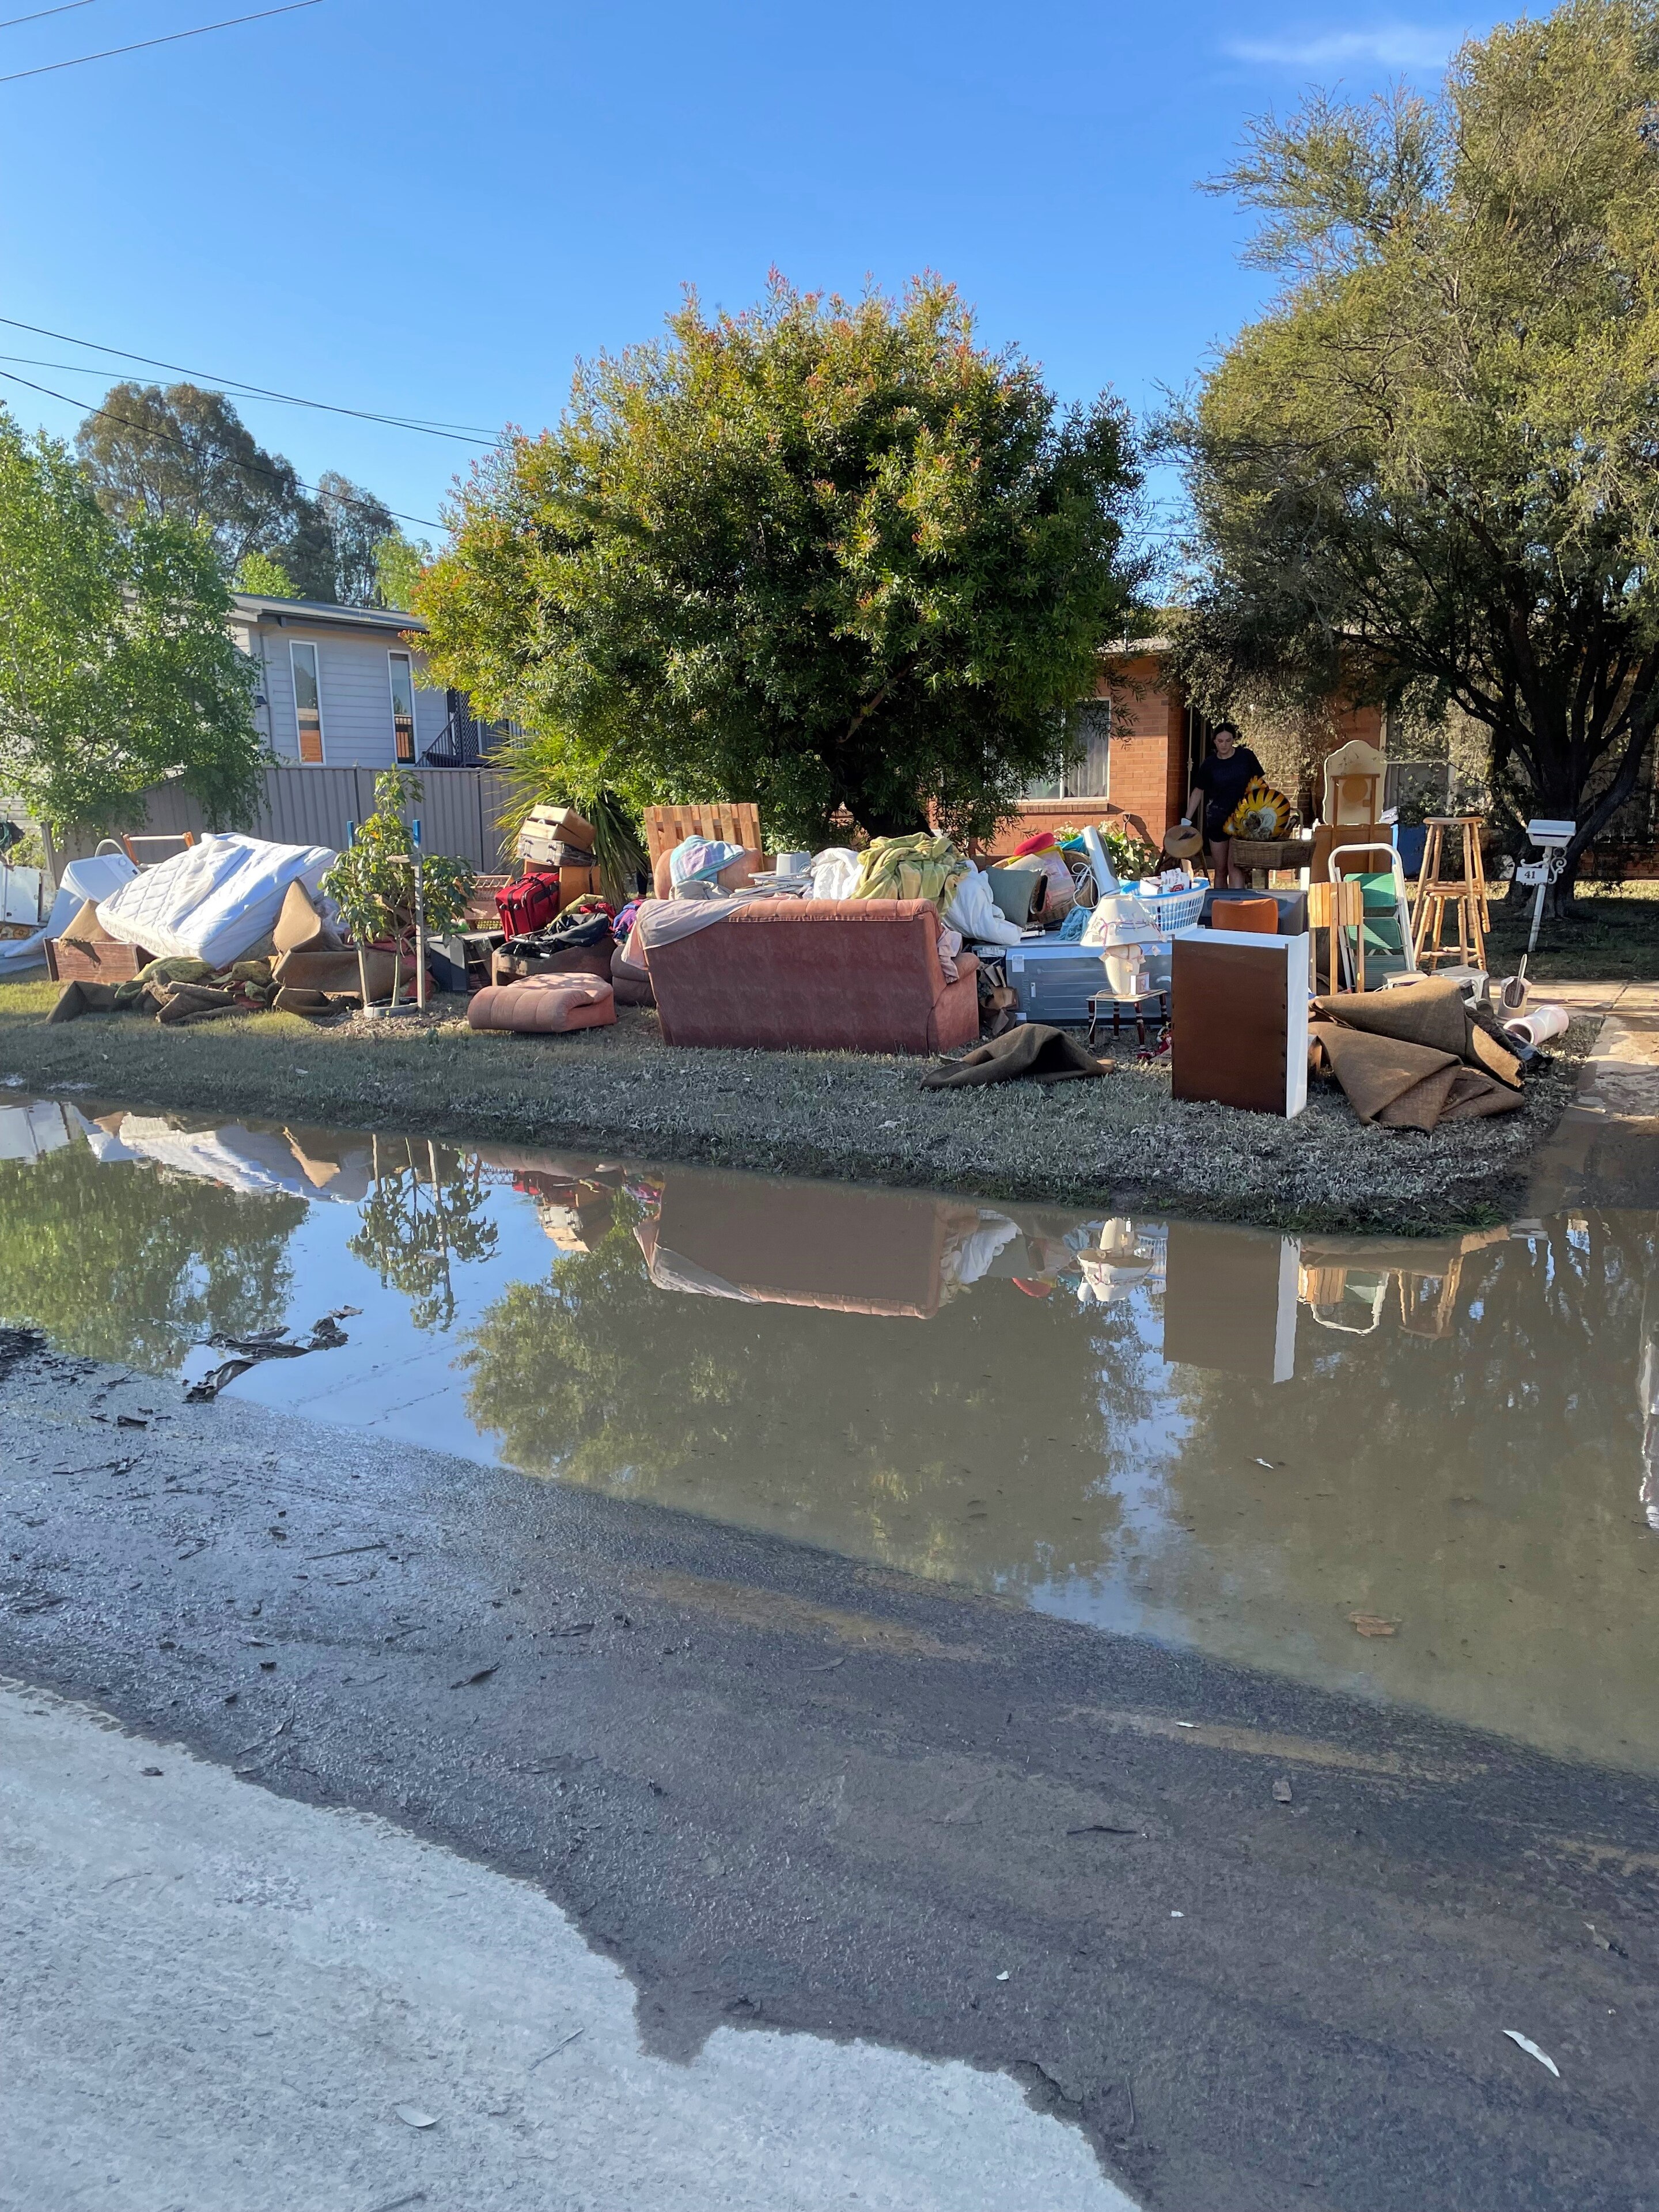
321,770,474,1011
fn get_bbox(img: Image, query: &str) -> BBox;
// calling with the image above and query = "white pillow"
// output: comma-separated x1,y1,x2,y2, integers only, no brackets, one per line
945,867,1024,945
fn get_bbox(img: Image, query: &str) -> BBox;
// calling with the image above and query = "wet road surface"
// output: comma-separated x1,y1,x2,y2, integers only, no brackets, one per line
3,1340,1657,2210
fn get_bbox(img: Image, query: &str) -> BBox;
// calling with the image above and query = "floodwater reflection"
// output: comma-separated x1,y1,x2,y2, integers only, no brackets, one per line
2,1093,1656,1772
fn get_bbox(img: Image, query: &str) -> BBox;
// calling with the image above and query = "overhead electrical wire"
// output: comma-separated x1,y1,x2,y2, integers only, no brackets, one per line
0,366,446,532
0,0,321,84
0,0,102,30
0,321,497,442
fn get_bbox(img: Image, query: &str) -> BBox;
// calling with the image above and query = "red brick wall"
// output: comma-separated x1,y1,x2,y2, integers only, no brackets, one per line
991,654,1381,859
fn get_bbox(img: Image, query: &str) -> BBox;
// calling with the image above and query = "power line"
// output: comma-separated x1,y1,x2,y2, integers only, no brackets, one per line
0,1,100,29
0,0,321,84
0,366,445,533
0,324,495,442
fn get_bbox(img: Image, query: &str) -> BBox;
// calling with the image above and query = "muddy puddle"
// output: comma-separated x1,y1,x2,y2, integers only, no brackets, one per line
3,1089,1656,1771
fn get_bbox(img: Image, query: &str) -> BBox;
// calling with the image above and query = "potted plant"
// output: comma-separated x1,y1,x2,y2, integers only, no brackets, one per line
321,770,474,1012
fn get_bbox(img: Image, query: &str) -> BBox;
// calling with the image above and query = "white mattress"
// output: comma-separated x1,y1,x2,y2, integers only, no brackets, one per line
96,834,335,969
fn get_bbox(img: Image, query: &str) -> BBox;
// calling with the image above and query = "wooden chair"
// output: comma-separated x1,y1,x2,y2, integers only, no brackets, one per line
643,802,762,863
96,831,197,869
1321,739,1387,827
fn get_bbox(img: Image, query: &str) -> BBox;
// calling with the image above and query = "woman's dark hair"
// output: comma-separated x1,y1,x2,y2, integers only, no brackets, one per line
1210,721,1241,745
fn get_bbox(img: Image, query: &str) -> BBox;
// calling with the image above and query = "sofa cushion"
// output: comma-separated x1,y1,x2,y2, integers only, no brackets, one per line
468,976,616,1035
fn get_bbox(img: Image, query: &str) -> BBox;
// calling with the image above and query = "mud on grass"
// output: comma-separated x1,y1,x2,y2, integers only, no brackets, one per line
0,975,1594,1234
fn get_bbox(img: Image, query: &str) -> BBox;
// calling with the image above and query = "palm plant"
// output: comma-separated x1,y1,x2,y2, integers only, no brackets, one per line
494,730,649,902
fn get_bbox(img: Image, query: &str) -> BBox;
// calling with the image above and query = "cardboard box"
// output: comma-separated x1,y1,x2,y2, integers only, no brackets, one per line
517,806,596,866
556,864,603,911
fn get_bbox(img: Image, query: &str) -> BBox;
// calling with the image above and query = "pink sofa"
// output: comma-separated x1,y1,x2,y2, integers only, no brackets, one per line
645,898,979,1054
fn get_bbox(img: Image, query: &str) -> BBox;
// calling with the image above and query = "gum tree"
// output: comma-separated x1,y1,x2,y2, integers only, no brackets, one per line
416,275,1147,847
1169,0,1659,903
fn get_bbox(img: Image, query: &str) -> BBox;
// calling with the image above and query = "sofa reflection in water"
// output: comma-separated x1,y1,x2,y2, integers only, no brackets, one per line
621,1169,1520,1389
635,1177,1019,1319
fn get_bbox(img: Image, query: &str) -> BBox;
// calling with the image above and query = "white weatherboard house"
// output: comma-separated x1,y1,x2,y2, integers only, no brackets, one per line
229,594,501,770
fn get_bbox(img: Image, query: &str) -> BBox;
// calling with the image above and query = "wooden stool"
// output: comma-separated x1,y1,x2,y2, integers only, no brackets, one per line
1411,816,1489,973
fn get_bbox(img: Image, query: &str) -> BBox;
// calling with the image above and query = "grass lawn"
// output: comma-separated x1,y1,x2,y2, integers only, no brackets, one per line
0,967,1594,1236
1483,877,1659,980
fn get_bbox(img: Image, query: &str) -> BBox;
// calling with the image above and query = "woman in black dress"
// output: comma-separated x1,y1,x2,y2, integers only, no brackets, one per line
1184,722,1263,889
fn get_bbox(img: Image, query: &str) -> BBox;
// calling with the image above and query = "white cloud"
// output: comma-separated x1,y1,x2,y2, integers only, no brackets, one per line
1228,24,1462,70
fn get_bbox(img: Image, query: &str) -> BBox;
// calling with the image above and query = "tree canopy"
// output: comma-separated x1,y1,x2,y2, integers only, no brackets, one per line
0,411,266,833
416,276,1146,845
77,382,402,607
1169,0,1659,887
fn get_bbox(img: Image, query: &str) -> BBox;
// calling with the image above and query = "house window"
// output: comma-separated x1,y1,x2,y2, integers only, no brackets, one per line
1024,700,1112,801
290,641,324,764
388,652,417,764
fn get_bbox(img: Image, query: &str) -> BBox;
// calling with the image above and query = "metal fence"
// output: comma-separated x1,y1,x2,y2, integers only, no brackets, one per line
52,766,518,877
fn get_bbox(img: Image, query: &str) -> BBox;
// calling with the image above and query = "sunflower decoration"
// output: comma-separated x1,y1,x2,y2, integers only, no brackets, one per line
1223,778,1295,839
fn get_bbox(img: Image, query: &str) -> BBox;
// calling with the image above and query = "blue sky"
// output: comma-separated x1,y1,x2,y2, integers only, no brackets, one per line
0,2,1490,545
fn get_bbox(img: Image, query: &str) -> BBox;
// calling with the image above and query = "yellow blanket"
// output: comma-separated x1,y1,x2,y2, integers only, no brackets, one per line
850,834,968,914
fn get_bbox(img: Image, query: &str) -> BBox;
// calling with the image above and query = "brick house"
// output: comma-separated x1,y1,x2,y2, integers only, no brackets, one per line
990,639,1384,856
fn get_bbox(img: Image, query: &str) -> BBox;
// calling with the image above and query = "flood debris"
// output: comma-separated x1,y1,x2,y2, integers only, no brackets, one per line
529,2029,585,2068
1586,1921,1629,1957
185,1312,355,1400
1502,2030,1560,2078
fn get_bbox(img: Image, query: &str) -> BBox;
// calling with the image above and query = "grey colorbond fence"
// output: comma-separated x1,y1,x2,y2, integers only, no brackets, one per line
54,766,518,876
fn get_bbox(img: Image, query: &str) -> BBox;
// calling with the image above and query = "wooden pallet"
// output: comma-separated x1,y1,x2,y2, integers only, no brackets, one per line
642,802,761,862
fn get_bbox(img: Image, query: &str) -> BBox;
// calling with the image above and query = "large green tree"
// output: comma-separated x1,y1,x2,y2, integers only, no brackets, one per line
417,276,1146,844
1170,0,1659,900
77,382,400,607
77,381,308,576
0,411,266,833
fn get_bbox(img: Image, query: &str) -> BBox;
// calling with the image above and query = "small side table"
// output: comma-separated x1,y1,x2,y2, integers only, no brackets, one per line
1086,989,1169,1051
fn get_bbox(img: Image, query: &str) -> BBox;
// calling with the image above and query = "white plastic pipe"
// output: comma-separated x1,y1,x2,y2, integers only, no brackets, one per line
1503,1004,1570,1048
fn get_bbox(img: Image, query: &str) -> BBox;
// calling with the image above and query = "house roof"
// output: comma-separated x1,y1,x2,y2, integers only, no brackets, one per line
230,593,427,636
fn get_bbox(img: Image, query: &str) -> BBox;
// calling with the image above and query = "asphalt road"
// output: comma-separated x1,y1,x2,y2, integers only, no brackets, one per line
3,1328,1656,2212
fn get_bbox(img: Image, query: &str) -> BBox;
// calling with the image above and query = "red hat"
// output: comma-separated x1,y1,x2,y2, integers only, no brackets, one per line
1012,831,1056,858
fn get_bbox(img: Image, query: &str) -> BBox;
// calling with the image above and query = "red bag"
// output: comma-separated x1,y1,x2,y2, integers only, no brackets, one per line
495,870,560,940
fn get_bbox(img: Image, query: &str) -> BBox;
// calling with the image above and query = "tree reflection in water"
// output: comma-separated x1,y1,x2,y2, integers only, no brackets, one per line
0,1139,304,1368
347,1137,499,1333
459,1185,1171,1592
1145,1213,1659,1766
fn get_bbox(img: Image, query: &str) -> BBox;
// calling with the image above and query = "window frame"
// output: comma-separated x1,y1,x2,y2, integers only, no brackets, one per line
1026,698,1112,802
387,649,418,766
289,639,325,765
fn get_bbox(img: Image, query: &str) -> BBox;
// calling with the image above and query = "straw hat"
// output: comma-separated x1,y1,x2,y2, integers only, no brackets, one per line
1163,820,1204,860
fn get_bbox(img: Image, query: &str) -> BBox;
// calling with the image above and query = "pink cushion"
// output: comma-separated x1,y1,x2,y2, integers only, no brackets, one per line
469,976,616,1034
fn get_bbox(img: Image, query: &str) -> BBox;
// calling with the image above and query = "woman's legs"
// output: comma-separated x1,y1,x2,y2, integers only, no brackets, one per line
1208,836,1244,889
